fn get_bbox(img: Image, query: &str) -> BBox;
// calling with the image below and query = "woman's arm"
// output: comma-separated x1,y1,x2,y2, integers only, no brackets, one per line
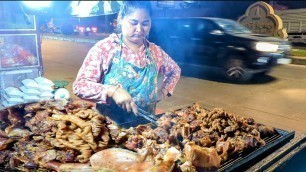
152,45,181,97
73,43,112,104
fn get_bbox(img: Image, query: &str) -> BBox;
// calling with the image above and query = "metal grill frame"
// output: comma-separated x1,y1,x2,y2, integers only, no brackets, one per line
218,129,295,172
157,106,295,172
0,105,295,171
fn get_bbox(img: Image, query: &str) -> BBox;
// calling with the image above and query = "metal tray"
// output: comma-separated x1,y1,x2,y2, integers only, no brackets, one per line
247,134,305,172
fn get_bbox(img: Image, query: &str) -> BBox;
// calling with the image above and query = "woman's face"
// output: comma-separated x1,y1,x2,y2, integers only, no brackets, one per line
120,8,151,46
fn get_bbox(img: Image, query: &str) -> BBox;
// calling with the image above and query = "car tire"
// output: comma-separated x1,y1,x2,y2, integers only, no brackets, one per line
224,55,251,82
255,69,271,77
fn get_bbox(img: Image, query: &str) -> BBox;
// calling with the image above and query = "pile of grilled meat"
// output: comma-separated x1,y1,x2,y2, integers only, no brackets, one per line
0,100,275,171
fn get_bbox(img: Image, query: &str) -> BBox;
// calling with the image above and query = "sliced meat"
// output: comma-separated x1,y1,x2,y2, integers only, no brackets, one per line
25,110,56,135
5,127,31,138
258,125,275,136
0,150,11,164
0,138,14,150
24,102,43,112
153,127,169,143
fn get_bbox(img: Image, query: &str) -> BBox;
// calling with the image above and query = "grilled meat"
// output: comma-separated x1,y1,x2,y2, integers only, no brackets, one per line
184,142,221,170
0,101,276,171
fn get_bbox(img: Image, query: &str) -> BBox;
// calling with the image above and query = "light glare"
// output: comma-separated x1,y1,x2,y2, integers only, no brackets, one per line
255,42,278,52
22,1,51,8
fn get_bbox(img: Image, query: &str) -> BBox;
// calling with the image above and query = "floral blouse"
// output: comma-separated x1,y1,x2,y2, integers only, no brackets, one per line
73,33,181,104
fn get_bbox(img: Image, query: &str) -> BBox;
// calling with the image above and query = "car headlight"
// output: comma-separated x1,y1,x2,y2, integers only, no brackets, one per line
255,42,278,52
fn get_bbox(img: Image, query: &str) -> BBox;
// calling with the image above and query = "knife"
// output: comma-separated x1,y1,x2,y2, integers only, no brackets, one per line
137,108,158,126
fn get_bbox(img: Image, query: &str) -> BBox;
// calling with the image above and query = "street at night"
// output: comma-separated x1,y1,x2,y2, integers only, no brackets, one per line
2,1,306,171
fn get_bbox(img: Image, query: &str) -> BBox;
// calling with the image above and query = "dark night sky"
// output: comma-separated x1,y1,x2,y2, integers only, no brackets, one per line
275,1,306,9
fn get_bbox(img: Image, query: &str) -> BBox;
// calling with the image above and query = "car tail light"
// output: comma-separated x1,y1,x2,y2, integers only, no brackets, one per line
79,26,85,32
91,27,98,33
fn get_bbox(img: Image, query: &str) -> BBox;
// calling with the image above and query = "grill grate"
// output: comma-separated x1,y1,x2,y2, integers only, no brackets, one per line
217,129,294,172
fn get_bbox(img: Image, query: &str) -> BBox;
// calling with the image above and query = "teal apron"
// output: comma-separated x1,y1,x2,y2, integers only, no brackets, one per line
97,36,158,128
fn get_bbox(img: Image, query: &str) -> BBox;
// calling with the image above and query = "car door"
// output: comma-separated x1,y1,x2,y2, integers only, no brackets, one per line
165,19,191,64
188,19,223,66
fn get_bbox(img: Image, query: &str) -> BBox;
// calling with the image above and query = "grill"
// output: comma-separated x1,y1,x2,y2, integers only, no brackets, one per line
0,105,295,172
154,105,295,172
0,129,293,172
218,129,295,172
248,134,305,172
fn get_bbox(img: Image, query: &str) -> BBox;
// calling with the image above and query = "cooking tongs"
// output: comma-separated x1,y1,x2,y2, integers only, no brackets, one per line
137,108,158,126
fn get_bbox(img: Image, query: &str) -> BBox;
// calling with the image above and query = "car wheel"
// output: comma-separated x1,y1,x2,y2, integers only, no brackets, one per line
224,56,251,82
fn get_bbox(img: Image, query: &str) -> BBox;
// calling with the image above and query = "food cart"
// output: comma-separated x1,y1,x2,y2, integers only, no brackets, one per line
0,1,43,109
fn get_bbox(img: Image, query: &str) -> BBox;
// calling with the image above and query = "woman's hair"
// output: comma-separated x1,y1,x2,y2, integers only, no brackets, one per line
115,1,152,33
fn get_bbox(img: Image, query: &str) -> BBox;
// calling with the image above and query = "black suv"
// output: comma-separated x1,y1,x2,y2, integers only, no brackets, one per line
149,17,292,81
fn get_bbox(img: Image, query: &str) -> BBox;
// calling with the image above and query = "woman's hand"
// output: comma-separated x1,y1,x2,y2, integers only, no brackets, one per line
108,85,138,114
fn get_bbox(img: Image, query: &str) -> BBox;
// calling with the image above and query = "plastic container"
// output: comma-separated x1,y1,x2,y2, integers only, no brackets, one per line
38,85,54,92
19,86,40,96
22,79,39,89
3,93,24,104
0,68,41,108
4,87,24,97
23,95,40,103
0,68,40,89
34,76,54,86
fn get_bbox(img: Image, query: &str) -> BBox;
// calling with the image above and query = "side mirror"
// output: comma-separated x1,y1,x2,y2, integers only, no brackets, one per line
209,30,224,35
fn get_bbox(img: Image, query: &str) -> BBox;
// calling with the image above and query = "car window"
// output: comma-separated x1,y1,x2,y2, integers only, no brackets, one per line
176,20,193,37
175,19,215,38
213,19,252,34
150,19,173,37
195,20,217,36
197,20,214,31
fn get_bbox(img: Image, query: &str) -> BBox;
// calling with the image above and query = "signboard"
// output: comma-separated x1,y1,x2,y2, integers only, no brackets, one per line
238,1,287,38
0,34,40,70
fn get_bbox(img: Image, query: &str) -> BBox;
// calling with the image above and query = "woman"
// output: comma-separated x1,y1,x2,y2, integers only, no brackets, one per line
73,1,181,127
